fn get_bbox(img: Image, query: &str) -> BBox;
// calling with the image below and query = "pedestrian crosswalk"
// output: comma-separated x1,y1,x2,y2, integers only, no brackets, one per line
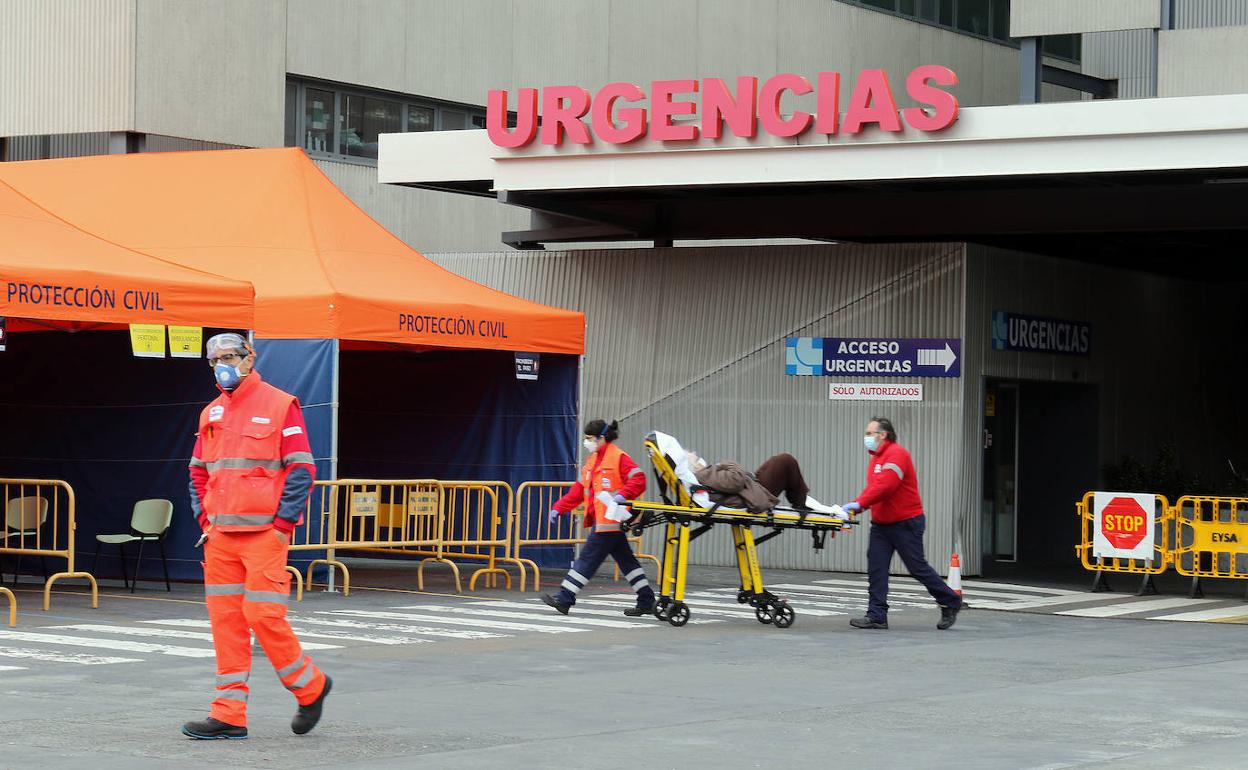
793,576,1248,624
0,575,1241,677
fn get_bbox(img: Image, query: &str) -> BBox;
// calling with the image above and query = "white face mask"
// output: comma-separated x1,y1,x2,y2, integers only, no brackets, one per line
864,434,880,452
583,438,600,454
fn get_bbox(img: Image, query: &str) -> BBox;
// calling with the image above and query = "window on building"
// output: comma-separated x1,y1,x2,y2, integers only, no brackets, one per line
285,79,487,163
839,0,1080,63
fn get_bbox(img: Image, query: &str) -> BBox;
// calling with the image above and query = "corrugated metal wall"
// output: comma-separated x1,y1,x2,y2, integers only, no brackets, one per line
1081,28,1156,99
3,133,111,161
434,243,969,574
0,0,136,136
1175,0,1248,27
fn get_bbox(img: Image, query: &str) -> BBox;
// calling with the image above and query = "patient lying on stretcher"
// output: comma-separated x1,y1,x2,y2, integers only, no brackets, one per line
652,431,850,520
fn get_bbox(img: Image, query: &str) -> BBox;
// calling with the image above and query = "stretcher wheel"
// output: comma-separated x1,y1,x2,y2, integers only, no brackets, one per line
772,603,795,629
654,598,672,621
668,604,690,627
736,590,751,604
755,604,774,625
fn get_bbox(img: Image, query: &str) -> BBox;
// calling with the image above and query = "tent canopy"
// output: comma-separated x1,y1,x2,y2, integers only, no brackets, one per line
0,178,254,328
0,148,584,354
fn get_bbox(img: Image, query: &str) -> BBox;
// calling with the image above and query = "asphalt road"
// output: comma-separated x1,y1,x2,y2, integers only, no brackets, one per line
2,565,1246,770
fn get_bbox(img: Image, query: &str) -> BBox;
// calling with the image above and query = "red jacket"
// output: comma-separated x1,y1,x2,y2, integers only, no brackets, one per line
555,442,646,531
854,439,923,524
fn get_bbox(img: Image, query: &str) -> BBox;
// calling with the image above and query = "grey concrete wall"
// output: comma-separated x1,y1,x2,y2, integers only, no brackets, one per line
134,0,287,147
1012,0,1160,36
1158,26,1248,96
286,0,1058,112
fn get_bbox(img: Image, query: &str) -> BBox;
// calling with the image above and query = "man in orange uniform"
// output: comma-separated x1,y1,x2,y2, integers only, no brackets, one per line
542,419,653,616
181,333,332,740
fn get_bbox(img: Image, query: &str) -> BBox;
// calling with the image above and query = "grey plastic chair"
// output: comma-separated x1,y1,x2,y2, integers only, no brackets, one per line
92,499,174,592
5,496,49,586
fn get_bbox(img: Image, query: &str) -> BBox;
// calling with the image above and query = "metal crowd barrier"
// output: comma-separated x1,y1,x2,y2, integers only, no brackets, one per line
512,481,660,593
1,586,13,626
0,478,98,612
1173,495,1248,598
1075,492,1172,594
435,481,526,592
297,478,444,597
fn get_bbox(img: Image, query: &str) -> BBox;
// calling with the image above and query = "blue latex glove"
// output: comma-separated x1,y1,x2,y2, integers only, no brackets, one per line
841,502,862,513
548,508,561,524
611,493,628,505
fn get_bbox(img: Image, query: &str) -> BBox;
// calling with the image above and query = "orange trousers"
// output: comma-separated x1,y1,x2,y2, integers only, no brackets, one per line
203,528,326,727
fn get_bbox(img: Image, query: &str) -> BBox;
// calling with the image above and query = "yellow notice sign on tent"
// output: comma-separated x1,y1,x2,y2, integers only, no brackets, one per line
129,324,166,358
168,326,202,359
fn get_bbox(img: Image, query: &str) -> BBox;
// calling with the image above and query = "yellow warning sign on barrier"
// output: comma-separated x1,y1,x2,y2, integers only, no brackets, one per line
129,324,166,358
1188,520,1248,555
168,326,202,359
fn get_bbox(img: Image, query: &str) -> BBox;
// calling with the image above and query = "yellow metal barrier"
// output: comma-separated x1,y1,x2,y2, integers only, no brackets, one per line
299,479,444,596
1075,491,1171,594
0,586,14,627
511,481,660,593
431,481,525,592
1173,495,1248,598
282,480,352,597
0,478,98,611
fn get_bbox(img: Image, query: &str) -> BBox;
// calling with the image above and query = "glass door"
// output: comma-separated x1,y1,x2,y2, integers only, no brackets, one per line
982,381,1018,562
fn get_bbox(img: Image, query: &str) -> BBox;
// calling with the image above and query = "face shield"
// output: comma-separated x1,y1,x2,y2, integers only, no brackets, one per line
206,332,251,361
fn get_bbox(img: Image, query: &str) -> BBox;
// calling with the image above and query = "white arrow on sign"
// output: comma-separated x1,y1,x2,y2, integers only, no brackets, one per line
916,343,957,372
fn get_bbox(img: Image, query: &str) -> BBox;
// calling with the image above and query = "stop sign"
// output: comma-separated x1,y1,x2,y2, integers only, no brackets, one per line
1100,496,1150,550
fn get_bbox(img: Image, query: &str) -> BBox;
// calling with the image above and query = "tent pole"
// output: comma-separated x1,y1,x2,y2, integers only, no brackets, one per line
327,338,340,594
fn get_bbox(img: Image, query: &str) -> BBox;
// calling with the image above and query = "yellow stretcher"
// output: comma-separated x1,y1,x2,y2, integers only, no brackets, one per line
624,431,855,628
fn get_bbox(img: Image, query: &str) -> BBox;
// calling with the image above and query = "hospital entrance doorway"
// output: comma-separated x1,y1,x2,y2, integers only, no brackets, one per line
981,379,1099,577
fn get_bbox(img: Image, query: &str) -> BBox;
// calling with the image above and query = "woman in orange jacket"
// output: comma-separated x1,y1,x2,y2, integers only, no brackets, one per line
542,419,655,616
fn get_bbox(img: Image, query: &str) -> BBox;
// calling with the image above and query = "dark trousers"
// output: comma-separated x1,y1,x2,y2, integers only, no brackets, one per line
555,530,655,608
754,453,809,508
867,514,961,621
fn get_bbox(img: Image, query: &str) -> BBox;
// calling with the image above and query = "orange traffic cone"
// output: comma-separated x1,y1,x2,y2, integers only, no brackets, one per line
948,551,963,597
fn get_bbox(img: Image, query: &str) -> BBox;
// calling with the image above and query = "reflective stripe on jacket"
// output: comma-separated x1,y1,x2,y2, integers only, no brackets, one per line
198,372,296,532
581,442,626,532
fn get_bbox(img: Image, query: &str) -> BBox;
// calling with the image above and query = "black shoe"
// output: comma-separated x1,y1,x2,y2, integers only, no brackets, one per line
182,717,248,740
849,616,888,630
937,604,960,630
291,675,332,735
623,604,655,617
542,594,571,615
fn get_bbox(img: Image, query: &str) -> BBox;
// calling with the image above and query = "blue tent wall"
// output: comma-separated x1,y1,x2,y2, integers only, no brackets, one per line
0,330,222,583
0,332,574,583
337,348,578,566
252,339,337,574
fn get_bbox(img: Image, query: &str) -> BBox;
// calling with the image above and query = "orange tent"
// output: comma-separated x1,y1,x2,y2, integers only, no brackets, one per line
0,148,583,354
0,178,254,329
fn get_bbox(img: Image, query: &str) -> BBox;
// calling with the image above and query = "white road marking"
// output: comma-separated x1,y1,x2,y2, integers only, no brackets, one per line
759,585,930,609
1148,606,1248,622
398,604,648,629
481,600,723,625
0,629,217,658
145,616,506,641
581,594,847,618
322,609,588,634
47,622,348,650
0,665,28,671
1057,597,1220,617
0,646,140,665
973,593,1153,611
